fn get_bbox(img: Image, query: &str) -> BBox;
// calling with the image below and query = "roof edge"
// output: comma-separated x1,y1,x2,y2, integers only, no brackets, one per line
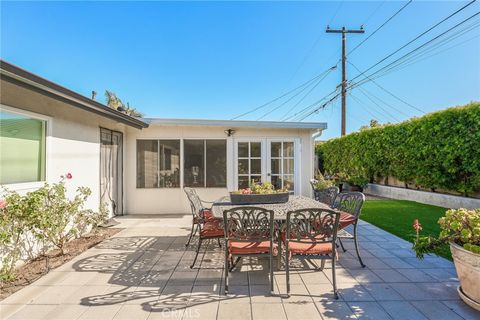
0,60,149,129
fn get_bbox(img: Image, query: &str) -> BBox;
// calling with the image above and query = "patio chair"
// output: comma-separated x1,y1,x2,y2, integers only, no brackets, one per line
313,186,340,207
183,187,220,247
331,191,366,268
184,187,224,269
283,208,340,299
223,207,276,294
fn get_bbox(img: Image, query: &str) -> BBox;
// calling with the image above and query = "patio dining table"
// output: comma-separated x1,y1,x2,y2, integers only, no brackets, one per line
210,195,331,220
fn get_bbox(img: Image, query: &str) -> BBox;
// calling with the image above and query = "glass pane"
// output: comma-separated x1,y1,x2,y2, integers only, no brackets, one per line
271,159,281,174
283,142,294,157
184,140,205,187
238,176,249,189
271,142,281,158
283,159,294,174
238,142,248,158
136,140,158,188
0,111,46,184
250,142,261,157
251,159,261,174
284,175,294,191
158,140,180,188
271,175,282,190
238,159,249,174
250,175,262,184
206,140,226,187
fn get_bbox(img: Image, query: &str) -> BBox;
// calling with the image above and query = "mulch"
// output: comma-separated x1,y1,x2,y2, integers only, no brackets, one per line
0,227,122,300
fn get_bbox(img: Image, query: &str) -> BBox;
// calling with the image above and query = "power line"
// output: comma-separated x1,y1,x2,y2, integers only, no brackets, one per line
349,0,478,84
349,92,381,121
284,87,340,121
348,10,480,91
357,87,401,121
328,0,345,26
348,0,413,56
256,66,337,120
348,61,424,114
362,1,386,26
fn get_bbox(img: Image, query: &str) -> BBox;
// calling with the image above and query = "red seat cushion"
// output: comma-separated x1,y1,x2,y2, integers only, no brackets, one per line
287,241,333,255
201,209,215,220
339,211,357,229
200,220,224,238
228,240,276,255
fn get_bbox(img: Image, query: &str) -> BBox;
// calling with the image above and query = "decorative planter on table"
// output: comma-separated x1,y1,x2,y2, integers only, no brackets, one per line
229,192,290,205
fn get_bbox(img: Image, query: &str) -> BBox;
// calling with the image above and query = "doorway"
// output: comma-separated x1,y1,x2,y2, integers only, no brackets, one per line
100,128,123,216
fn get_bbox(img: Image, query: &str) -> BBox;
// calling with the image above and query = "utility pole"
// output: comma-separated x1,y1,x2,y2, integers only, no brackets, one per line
326,26,364,136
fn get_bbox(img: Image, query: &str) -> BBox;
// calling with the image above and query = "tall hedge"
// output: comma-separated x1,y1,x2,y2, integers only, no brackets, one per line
317,102,480,196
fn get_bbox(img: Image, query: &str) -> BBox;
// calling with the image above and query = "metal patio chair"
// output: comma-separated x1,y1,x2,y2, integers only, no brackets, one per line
332,191,366,268
184,187,224,269
313,186,340,207
223,207,276,294
283,208,341,299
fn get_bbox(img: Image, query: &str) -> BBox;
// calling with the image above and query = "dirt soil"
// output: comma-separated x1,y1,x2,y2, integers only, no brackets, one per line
0,227,122,300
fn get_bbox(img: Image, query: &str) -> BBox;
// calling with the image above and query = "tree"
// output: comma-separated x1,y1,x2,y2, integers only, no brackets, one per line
360,119,381,131
104,90,144,117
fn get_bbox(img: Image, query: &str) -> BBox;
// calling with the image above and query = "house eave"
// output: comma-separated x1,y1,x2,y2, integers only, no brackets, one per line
145,118,327,130
0,60,149,129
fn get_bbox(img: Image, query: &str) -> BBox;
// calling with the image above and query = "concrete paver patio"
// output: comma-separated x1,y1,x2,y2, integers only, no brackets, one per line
1,215,479,320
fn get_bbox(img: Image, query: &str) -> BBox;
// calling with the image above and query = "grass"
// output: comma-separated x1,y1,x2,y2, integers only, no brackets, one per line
361,199,451,260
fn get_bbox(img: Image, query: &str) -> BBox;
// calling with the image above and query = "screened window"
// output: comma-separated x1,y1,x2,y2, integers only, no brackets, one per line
136,140,180,188
0,110,46,185
184,139,226,188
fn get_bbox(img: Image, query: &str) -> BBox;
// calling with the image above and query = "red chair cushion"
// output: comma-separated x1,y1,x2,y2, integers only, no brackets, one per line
228,240,276,255
200,220,224,238
339,211,357,229
287,241,333,255
201,209,215,220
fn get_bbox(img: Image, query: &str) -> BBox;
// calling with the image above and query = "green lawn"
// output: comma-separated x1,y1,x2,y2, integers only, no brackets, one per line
361,199,451,260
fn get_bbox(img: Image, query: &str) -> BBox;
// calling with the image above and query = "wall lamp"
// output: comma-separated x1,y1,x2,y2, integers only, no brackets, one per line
224,128,236,137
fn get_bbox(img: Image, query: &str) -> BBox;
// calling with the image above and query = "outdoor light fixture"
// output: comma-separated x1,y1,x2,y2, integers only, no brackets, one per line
224,128,236,137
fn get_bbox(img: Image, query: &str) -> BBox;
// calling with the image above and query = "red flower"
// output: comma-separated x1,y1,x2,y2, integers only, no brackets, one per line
0,200,6,209
66,173,73,179
241,188,252,195
413,219,422,233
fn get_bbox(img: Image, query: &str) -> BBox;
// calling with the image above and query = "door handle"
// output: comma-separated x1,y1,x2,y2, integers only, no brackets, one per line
267,173,271,177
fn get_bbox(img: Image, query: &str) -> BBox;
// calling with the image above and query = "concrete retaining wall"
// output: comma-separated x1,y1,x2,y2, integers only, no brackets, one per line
364,183,480,209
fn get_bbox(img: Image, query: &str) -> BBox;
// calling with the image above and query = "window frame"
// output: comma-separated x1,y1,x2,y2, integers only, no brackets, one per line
0,104,51,190
183,138,227,188
136,139,181,189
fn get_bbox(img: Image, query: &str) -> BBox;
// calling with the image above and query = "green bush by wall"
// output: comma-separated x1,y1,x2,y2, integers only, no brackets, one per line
317,102,480,196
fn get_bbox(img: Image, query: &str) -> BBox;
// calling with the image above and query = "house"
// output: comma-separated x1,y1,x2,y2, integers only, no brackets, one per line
0,60,327,215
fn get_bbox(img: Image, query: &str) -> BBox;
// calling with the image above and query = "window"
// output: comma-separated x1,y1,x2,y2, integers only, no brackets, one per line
184,139,226,188
136,140,180,188
0,109,46,185
270,141,295,191
237,141,262,189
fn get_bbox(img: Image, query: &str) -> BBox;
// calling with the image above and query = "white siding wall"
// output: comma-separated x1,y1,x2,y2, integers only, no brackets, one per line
125,124,318,214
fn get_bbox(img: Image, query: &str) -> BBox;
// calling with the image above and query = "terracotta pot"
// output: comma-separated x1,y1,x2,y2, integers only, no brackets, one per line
450,242,480,311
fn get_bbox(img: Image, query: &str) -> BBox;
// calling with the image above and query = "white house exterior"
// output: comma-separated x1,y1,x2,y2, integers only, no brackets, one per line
0,60,327,216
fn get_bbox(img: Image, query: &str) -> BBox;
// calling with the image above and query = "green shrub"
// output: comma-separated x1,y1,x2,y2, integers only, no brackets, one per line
317,102,480,195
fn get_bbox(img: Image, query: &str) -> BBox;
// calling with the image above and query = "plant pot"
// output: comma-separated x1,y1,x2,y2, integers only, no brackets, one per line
229,192,289,205
342,182,363,192
450,242,480,311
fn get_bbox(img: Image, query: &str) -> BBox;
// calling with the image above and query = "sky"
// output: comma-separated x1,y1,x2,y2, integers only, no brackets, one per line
1,1,479,139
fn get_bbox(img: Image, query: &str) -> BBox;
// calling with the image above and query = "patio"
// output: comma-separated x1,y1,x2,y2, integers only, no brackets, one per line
1,215,477,320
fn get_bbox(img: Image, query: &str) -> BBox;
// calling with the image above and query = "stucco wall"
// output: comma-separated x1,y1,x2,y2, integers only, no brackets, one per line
125,124,317,214
0,79,129,213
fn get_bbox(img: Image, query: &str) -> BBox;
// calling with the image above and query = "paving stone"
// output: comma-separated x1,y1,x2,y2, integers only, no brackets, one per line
410,301,464,320
77,304,123,320
395,268,437,282
112,304,151,320
337,283,376,302
388,283,435,301
283,301,322,319
314,301,357,319
442,300,480,320
348,301,393,319
371,269,410,283
182,301,219,320
348,269,384,284
379,301,428,320
361,284,404,301
217,301,251,320
381,258,415,269
251,303,287,319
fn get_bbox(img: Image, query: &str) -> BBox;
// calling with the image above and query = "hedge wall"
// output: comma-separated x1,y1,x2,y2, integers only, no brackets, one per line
317,102,480,196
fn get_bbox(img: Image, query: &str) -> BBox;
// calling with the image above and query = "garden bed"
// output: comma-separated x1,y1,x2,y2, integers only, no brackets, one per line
0,227,121,300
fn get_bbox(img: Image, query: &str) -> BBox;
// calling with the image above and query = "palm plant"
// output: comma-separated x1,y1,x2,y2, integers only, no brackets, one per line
104,90,143,118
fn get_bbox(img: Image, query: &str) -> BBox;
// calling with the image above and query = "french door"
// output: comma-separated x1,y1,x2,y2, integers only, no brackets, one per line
234,139,297,193
100,128,123,216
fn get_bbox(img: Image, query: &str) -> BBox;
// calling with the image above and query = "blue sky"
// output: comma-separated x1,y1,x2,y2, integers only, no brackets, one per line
1,1,479,139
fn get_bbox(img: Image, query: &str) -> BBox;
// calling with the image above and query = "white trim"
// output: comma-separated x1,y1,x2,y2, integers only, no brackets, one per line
145,118,327,130
0,104,52,189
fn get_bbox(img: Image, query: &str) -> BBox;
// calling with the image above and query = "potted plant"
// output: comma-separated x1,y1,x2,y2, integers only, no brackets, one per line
413,208,480,311
344,175,369,192
311,171,335,190
230,181,289,204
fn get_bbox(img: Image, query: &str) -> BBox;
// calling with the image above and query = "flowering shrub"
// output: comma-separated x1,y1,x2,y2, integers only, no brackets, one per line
312,171,335,190
234,181,288,195
413,208,480,258
0,174,107,281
